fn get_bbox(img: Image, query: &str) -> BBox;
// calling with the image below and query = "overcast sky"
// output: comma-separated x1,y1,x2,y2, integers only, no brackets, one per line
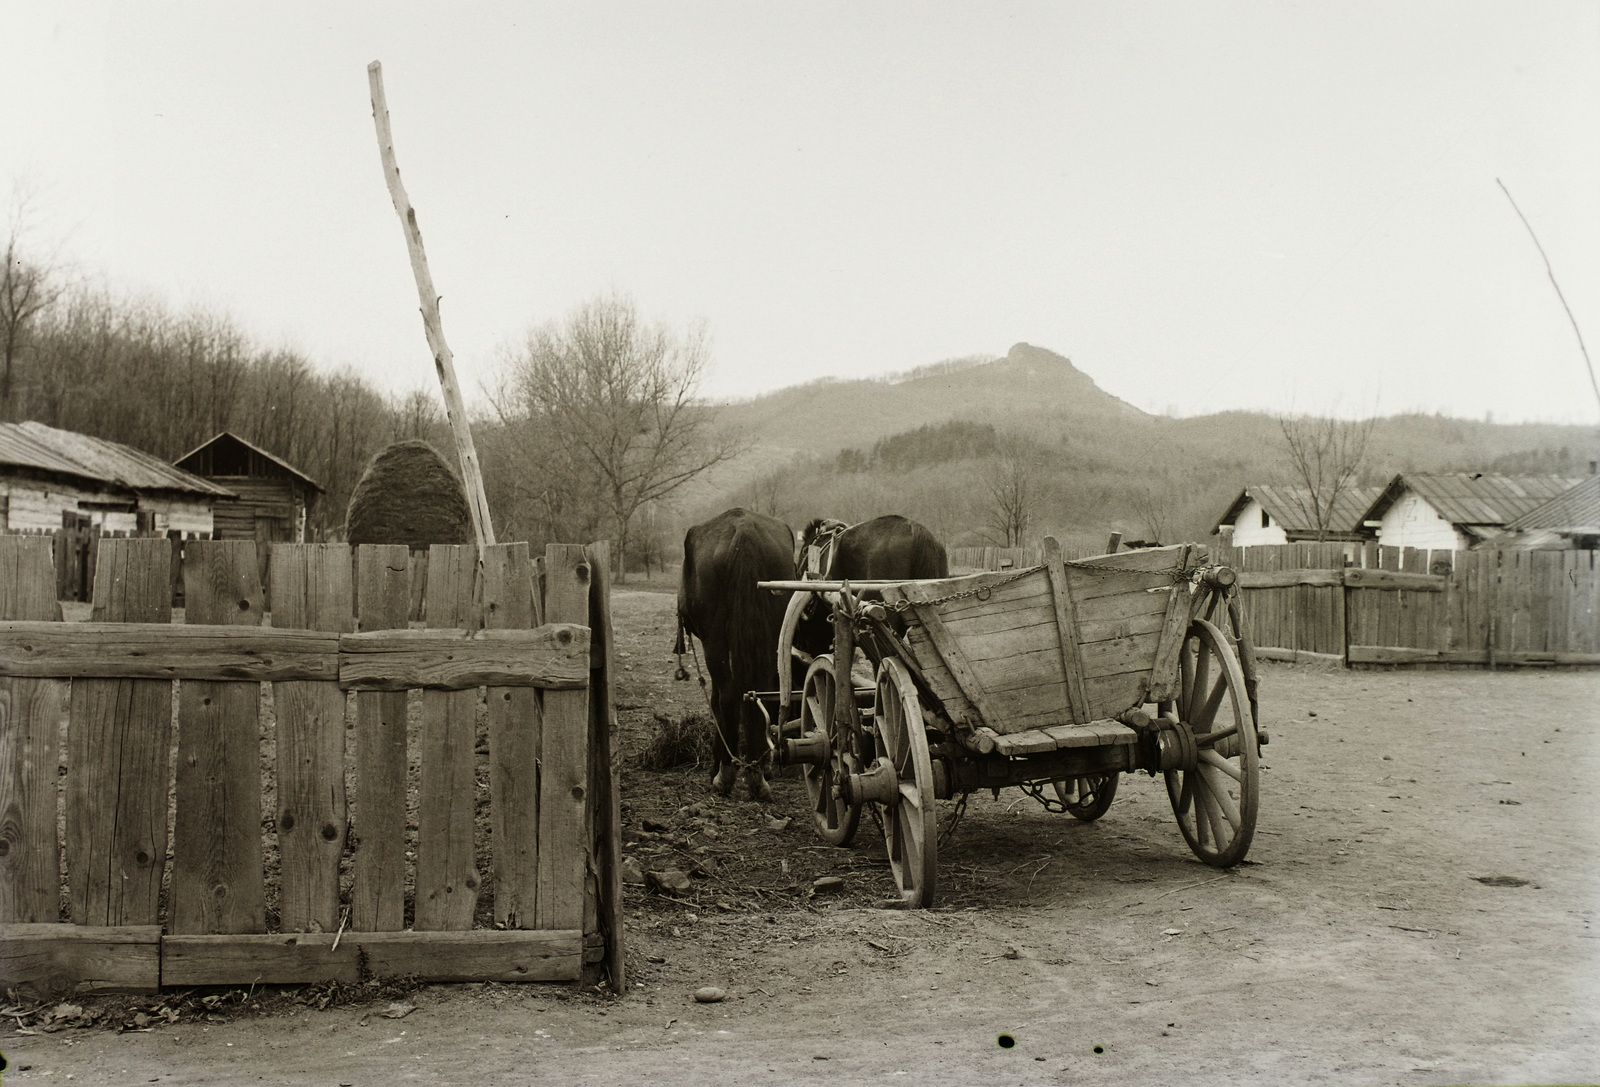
4,2,1597,423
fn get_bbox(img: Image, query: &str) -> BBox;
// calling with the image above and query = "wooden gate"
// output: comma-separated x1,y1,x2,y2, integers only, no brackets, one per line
0,536,623,995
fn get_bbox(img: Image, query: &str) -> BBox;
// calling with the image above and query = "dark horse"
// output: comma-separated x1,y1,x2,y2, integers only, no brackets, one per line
675,508,796,801
798,513,949,583
793,514,949,657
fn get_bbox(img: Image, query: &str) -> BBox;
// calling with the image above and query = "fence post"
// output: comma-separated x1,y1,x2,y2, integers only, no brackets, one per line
538,544,591,933
483,543,541,931
353,543,413,932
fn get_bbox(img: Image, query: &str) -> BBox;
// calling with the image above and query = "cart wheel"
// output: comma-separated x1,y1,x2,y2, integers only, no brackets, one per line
800,655,862,847
873,657,938,908
1164,619,1259,868
1052,774,1119,822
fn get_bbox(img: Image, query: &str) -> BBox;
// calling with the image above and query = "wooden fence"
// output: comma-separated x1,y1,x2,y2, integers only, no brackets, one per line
1214,543,1600,667
956,540,1598,667
0,535,624,996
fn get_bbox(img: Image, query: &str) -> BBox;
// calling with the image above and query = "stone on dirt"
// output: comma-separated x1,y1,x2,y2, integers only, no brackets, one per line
693,986,726,1003
813,876,845,894
647,868,694,895
621,857,646,885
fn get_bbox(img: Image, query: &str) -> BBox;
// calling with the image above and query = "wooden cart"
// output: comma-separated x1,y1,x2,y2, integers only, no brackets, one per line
758,539,1265,908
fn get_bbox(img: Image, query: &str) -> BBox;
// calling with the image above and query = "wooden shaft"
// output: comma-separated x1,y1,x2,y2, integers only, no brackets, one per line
367,61,496,550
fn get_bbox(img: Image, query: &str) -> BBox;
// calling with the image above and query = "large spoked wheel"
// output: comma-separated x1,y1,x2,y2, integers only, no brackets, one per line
799,655,862,846
1052,774,1120,822
1164,618,1259,867
872,657,939,908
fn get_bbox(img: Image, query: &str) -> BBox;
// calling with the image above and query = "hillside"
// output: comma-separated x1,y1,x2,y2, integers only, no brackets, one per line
716,342,1148,456
674,344,1600,555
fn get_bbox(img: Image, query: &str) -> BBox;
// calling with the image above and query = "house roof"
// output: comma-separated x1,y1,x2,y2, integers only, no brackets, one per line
175,431,324,491
1361,473,1583,528
1212,484,1383,536
0,421,235,498
1505,475,1600,532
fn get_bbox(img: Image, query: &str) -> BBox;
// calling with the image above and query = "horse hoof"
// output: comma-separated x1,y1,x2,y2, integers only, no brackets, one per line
746,773,773,803
711,766,737,797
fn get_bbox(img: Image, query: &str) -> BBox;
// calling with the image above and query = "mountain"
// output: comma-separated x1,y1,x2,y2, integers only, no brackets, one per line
716,343,1147,459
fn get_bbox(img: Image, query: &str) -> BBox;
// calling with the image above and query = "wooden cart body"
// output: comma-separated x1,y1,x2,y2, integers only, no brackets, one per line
879,542,1205,746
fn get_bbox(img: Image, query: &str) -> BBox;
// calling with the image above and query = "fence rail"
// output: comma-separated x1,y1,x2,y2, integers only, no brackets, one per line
0,536,624,996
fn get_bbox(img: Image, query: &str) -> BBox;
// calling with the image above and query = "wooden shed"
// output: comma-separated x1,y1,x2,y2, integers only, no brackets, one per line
0,420,233,535
175,432,323,543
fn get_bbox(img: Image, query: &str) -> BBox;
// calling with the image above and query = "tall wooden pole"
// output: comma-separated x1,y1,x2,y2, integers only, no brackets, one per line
367,60,496,550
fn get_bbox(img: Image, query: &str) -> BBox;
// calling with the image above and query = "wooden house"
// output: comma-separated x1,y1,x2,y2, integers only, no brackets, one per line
175,432,322,543
0,420,233,535
1211,484,1382,548
1358,473,1582,551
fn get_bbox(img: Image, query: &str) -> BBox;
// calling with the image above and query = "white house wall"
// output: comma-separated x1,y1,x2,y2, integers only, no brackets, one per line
1226,498,1289,547
1377,491,1468,551
3,479,215,536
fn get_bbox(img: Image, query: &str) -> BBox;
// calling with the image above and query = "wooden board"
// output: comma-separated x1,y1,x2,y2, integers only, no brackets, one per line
338,625,589,689
584,541,624,992
0,924,162,995
413,545,481,931
171,541,267,936
483,543,541,930
160,929,582,985
538,544,590,932
353,544,411,932
270,543,352,933
0,535,66,924
69,538,172,927
0,623,340,680
1348,645,1600,666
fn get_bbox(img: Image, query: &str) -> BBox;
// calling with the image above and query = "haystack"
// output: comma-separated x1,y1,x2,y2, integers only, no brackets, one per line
344,440,473,548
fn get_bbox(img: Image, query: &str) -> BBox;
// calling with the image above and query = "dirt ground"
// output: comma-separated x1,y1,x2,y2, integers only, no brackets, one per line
6,585,1598,1086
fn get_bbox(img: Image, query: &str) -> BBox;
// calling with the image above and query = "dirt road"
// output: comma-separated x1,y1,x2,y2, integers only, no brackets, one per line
6,588,1597,1085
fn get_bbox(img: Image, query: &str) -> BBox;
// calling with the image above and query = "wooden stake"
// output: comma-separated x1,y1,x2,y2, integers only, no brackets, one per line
367,60,496,550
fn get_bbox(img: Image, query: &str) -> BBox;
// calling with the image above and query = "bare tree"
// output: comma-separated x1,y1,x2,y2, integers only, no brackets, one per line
981,435,1040,547
1,193,65,414
498,292,745,576
1131,478,1174,545
1276,413,1376,540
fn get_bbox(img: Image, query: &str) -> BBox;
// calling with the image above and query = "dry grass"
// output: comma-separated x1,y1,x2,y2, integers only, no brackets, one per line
634,711,716,771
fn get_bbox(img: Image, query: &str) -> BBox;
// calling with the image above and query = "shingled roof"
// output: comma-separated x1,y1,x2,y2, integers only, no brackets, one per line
0,421,235,497
1213,484,1384,537
1506,475,1600,532
1361,473,1582,528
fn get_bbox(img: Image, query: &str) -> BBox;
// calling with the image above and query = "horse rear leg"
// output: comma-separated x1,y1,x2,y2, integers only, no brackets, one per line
711,679,740,796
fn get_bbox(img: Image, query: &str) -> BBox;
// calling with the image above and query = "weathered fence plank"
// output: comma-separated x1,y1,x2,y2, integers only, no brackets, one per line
538,544,590,933
339,625,589,690
270,544,352,933
0,536,66,924
171,541,267,936
483,542,542,930
353,543,411,932
0,924,162,995
0,624,340,680
68,538,172,927
413,544,481,931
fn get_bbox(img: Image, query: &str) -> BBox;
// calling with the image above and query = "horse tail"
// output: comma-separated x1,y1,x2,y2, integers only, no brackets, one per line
725,532,785,694
917,523,951,579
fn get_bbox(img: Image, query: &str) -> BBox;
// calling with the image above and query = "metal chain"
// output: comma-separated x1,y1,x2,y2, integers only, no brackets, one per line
874,558,1195,614
1018,779,1070,814
937,790,970,847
